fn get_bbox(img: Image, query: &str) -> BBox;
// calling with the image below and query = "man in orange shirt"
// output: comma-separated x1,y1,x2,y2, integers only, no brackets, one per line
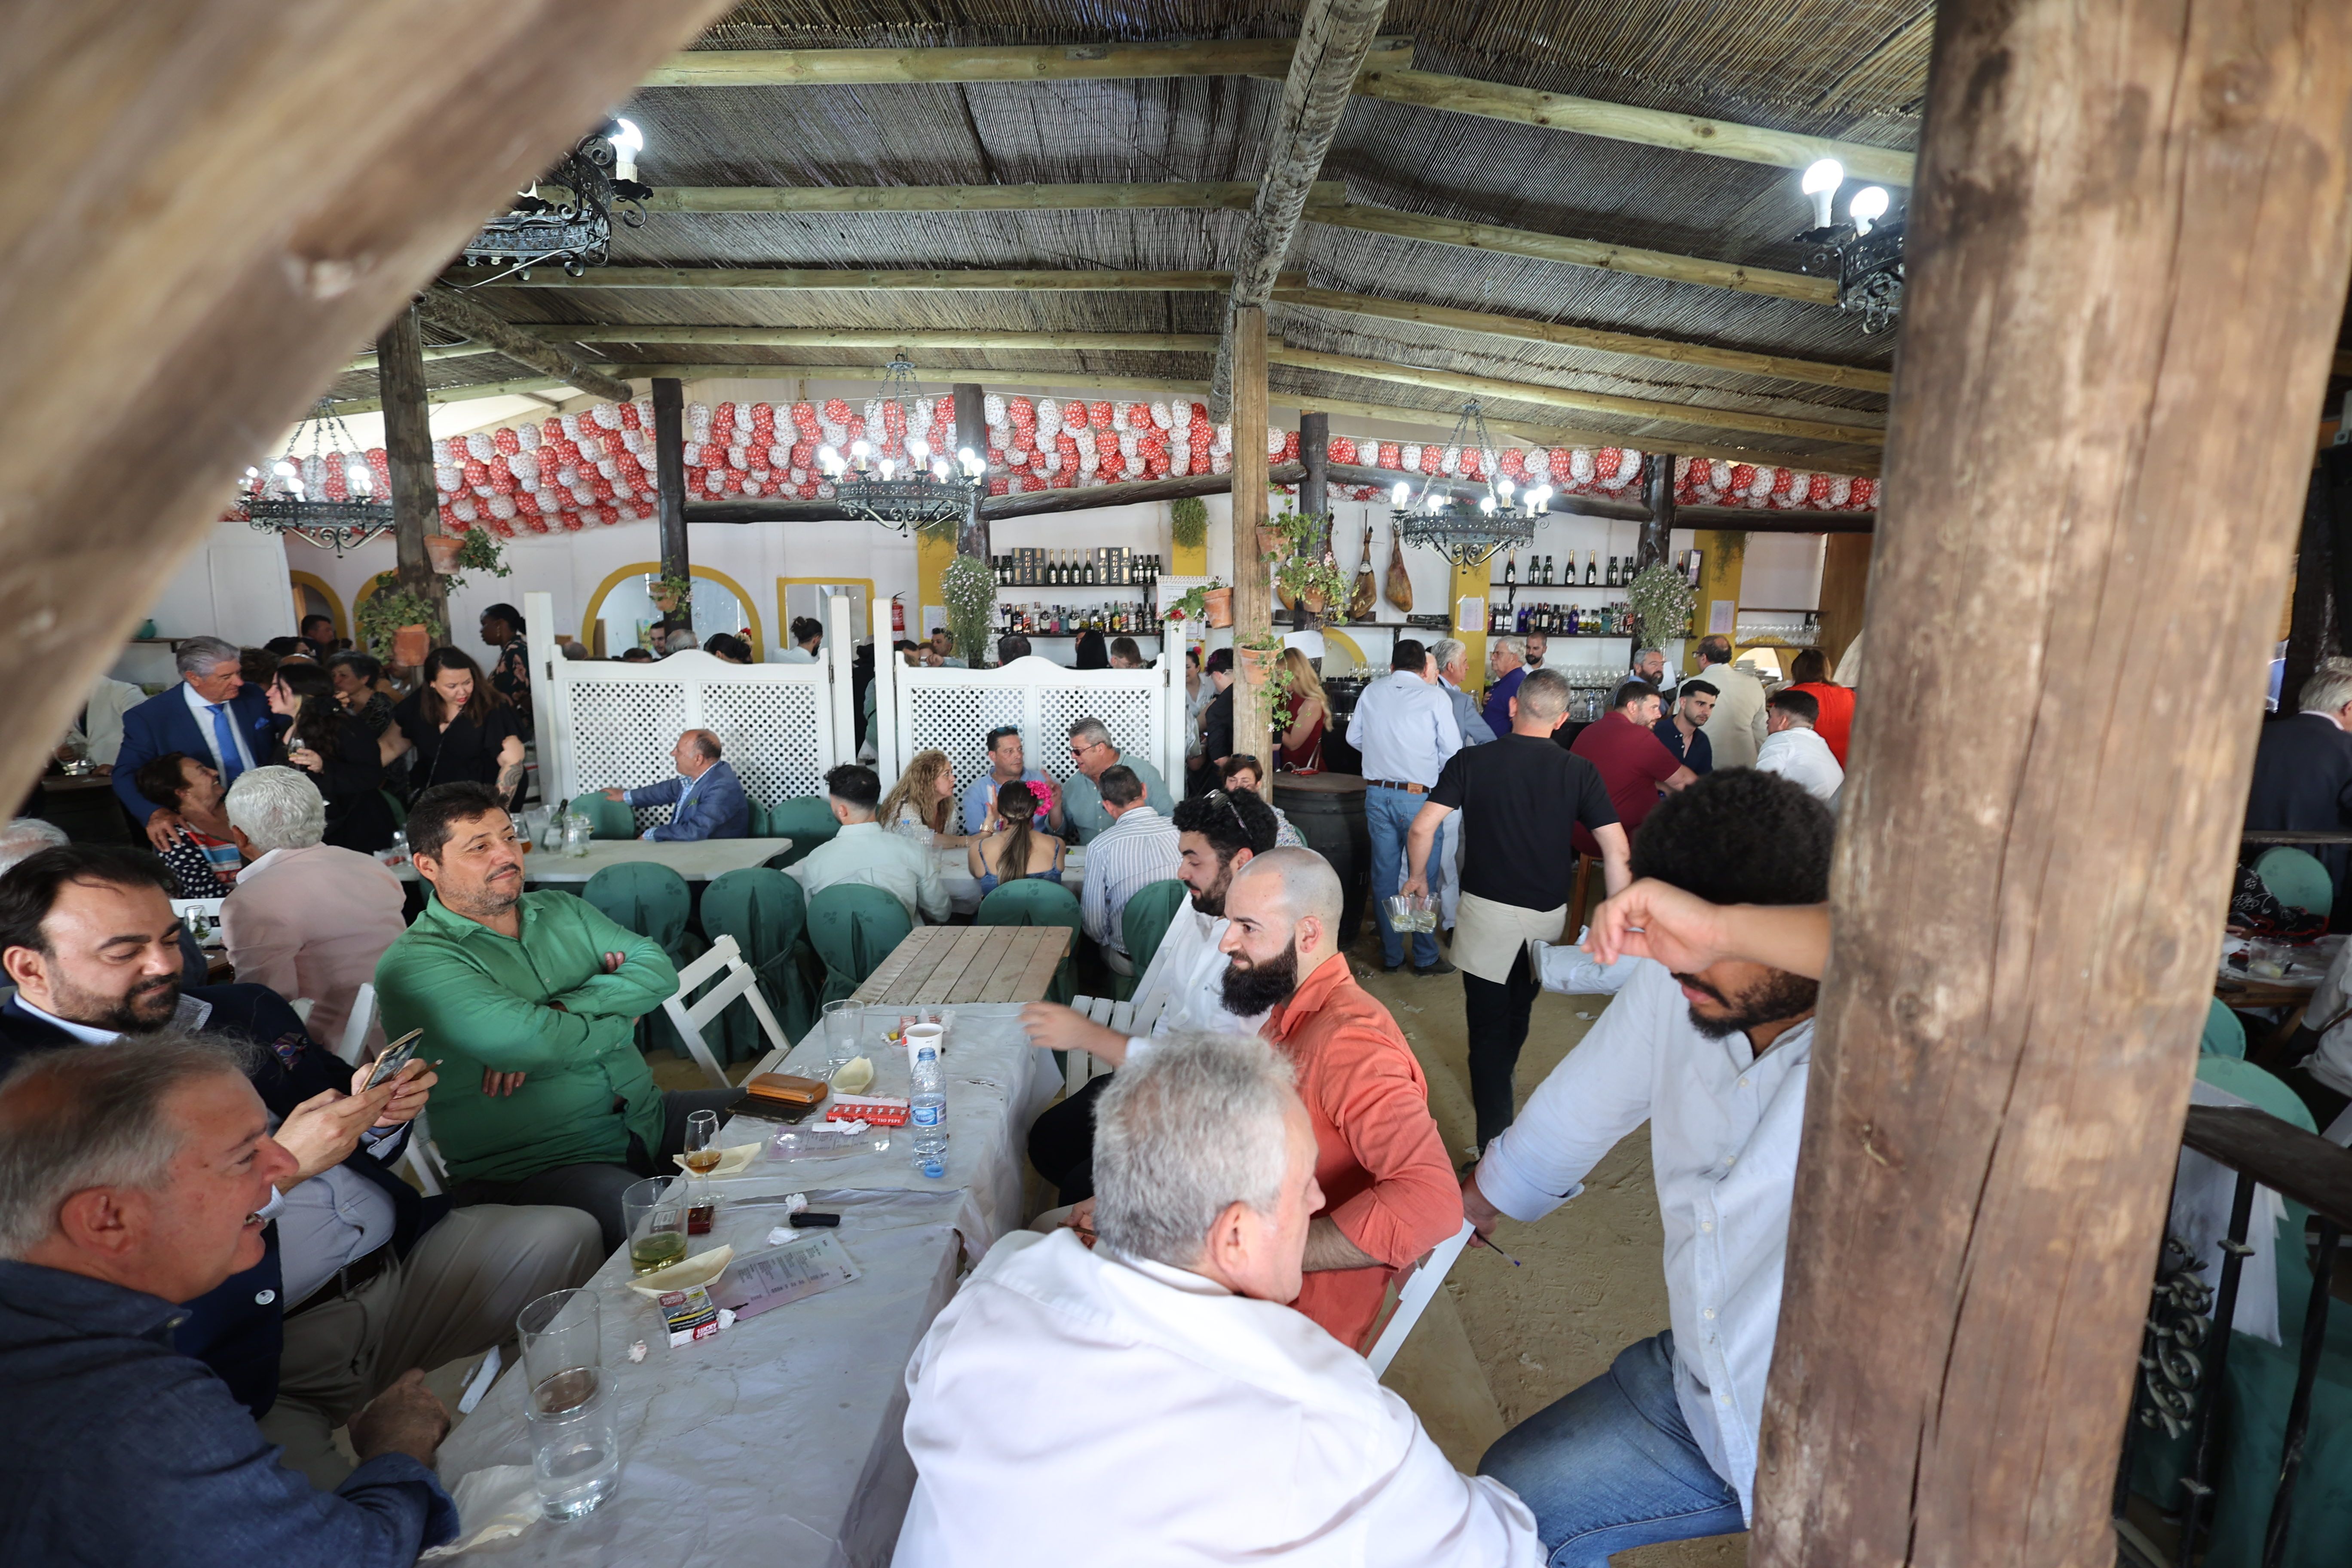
1214,848,1464,1350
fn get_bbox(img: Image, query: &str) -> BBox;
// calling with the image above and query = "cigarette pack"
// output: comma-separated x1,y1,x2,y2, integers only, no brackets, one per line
826,1093,910,1127
658,1285,724,1347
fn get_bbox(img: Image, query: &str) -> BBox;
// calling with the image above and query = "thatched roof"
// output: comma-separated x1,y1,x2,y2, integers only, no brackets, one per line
329,0,1941,473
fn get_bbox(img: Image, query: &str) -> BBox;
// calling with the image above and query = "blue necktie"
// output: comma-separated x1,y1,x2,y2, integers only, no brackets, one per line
208,704,245,786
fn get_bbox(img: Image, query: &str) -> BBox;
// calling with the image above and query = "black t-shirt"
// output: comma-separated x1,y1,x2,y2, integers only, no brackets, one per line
1428,734,1619,910
393,692,526,795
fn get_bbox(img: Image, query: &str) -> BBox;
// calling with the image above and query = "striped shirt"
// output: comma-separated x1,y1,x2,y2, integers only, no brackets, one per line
1079,805,1181,955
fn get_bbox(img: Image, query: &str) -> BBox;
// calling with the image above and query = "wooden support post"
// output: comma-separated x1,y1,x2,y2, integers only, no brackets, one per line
2279,465,2334,706
653,378,689,586
1814,533,1872,677
375,304,448,648
415,286,634,402
1296,411,1328,631
1640,453,1675,572
1752,1,2352,1564
2319,445,2352,664
1229,308,1273,761
953,383,989,560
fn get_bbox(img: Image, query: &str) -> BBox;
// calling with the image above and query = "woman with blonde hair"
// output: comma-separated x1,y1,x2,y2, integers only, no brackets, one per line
1275,646,1329,772
879,749,970,845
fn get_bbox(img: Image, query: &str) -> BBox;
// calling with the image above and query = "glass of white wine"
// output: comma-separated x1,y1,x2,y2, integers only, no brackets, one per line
681,1110,722,1234
622,1177,688,1275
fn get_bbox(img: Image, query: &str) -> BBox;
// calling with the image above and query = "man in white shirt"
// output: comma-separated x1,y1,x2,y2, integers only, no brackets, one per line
1345,639,1462,976
1023,787,1281,1202
787,764,950,924
897,1031,1541,1568
1464,771,1833,1566
776,615,822,662
1690,635,1769,771
1754,689,1844,803
1078,766,1179,961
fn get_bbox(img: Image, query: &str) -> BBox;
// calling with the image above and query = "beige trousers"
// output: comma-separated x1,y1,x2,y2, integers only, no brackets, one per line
259,1203,603,1488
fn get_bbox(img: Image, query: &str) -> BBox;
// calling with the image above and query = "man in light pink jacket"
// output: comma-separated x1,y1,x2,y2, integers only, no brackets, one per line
222,766,407,1052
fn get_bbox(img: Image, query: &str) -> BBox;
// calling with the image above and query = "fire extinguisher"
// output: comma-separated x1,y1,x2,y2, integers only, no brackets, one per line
891,595,906,635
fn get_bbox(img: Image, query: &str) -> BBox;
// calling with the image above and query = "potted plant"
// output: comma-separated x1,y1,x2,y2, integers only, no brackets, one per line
423,534,464,575
451,528,511,589
1170,494,1207,552
1237,630,1284,687
652,572,695,616
355,572,445,664
942,552,998,666
1270,511,1348,620
1626,560,1699,647
1203,584,1233,628
1164,579,1223,627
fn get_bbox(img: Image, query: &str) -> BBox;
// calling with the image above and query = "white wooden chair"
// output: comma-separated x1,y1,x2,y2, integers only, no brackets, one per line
329,982,378,1068
400,1107,450,1197
660,934,789,1090
1365,1219,1478,1378
1060,992,1169,1097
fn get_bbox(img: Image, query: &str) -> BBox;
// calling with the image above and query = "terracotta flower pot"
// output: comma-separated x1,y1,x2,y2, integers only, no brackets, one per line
423,534,463,574
1204,587,1233,628
1237,644,1277,687
392,624,432,667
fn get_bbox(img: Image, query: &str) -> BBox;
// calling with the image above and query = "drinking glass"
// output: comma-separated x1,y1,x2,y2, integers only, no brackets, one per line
681,1109,722,1234
516,1288,618,1520
621,1176,688,1276
822,999,865,1073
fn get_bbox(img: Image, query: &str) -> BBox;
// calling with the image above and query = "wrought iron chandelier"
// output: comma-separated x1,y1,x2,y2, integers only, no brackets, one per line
242,401,393,555
1793,159,1904,333
456,119,651,279
817,359,985,534
1387,401,1551,568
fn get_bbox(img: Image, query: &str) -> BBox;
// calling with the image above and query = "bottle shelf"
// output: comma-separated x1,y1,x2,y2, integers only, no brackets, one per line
1488,582,1636,594
994,583,1160,594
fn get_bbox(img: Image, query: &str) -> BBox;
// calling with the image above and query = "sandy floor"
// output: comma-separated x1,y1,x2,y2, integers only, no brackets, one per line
1351,934,1750,1568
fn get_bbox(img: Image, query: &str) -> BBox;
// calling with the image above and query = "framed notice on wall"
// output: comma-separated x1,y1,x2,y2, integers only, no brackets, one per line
1708,599,1738,636
1456,596,1484,633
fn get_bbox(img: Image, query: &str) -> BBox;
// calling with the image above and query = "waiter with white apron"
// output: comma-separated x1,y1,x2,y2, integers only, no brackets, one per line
1402,666,1630,1150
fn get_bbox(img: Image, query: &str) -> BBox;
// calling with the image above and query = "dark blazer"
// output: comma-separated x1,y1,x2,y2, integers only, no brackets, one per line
627,758,750,842
0,986,434,1415
112,681,277,824
2244,710,2352,896
278,707,398,852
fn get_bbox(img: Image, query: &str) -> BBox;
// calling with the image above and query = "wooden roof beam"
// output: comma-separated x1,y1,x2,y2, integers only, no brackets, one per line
453,267,1277,292
343,340,500,373
642,180,1344,214
323,375,579,417
415,286,635,402
1274,284,1890,393
595,363,1211,396
643,36,1411,87
521,325,1216,352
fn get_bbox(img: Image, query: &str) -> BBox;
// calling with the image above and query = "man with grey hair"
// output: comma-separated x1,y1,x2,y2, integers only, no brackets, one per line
0,818,66,876
1482,634,1528,736
1632,646,1674,695
113,633,275,848
2246,654,2352,910
0,1035,459,1562
596,728,749,841
222,767,407,1050
1059,715,1173,842
896,1032,1539,1567
1431,638,1497,747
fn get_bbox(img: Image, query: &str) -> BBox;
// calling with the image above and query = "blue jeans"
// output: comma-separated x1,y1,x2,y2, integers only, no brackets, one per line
1479,1333,1746,1568
1365,784,1440,968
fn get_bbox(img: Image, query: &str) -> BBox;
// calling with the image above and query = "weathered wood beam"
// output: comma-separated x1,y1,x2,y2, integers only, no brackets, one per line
416,286,636,402
1229,307,1274,761
1754,2,2352,1566
1306,202,1835,305
596,364,1211,396
1641,450,1676,570
322,375,575,417
643,35,1412,87
1211,0,1392,416
1271,346,1889,447
983,468,1287,520
343,339,496,373
0,0,726,814
457,266,1271,292
377,306,449,640
642,181,1344,214
1275,285,1890,393
653,377,688,583
526,325,1217,353
1352,67,1914,186
952,383,989,560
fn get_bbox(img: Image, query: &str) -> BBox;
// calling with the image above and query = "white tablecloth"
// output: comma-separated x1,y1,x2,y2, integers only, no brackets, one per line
936,845,1087,917
434,1006,1054,1565
393,839,795,886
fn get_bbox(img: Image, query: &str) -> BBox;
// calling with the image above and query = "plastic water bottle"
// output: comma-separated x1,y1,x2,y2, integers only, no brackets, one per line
910,1125,949,1179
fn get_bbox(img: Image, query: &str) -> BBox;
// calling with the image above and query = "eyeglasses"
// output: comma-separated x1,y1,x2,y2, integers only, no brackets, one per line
1202,788,1248,836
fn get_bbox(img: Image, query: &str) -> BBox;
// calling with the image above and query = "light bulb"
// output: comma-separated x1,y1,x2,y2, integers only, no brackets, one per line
1850,185,1890,236
906,436,929,462
1479,495,1497,515
879,459,895,479
818,444,838,468
1801,157,1844,229
273,460,297,477
1391,481,1410,505
609,118,644,182
958,447,981,475
1496,477,1515,499
851,439,870,459
347,462,373,494
933,461,950,481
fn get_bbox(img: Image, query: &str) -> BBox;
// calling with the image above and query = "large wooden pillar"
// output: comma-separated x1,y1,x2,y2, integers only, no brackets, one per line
1229,307,1273,758
953,382,989,560
652,377,688,585
1639,452,1675,572
375,304,448,645
1814,533,1871,675
1753,3,2352,1566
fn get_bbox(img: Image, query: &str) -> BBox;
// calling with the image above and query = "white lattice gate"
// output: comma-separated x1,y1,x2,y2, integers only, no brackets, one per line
526,591,854,828
867,599,1185,802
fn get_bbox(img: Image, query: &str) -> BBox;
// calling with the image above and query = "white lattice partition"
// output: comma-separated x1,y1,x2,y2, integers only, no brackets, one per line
525,591,848,828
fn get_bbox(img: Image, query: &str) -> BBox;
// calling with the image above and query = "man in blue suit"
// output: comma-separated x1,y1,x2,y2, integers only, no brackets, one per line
600,729,749,841
113,635,278,849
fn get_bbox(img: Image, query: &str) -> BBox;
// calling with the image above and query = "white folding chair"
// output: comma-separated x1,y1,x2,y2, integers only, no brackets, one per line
660,934,788,1090
401,1106,449,1197
329,983,379,1068
1365,1219,1477,1378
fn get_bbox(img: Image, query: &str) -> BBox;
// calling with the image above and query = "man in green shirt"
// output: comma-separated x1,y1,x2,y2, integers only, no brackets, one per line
1057,717,1173,843
375,782,738,1251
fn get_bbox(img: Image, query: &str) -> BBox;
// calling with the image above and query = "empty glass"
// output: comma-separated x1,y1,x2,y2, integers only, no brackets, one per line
822,999,864,1073
516,1288,617,1520
622,1176,688,1276
563,811,594,857
1384,891,1438,934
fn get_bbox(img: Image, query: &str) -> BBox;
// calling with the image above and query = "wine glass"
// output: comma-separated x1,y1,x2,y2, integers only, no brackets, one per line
681,1109,722,1234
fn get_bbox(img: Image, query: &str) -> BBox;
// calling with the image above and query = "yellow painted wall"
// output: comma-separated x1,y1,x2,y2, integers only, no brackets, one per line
1686,529,1748,674
916,529,956,644
1451,559,1490,697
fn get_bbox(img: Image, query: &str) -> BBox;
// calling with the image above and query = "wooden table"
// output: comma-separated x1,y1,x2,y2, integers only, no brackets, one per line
391,837,792,885
852,924,1073,1005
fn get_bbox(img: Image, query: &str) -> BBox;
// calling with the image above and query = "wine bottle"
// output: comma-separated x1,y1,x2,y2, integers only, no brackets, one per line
1504,551,1518,590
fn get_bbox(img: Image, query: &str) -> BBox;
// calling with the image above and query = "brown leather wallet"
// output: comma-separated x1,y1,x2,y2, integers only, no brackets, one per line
743,1072,827,1107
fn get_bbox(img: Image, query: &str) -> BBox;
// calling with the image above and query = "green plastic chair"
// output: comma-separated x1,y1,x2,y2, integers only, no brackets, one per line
1114,879,1188,1001
760,797,842,869
977,877,1084,1004
2202,997,2249,1060
700,868,816,1058
582,861,702,1057
2256,846,2334,918
805,883,913,1005
578,793,640,841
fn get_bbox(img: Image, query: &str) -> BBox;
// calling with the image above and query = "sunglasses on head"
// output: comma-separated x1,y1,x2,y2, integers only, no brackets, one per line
1203,787,1247,834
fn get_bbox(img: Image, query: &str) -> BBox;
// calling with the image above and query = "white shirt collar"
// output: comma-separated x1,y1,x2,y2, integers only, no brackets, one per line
2305,710,2346,731
836,819,881,837
16,992,214,1046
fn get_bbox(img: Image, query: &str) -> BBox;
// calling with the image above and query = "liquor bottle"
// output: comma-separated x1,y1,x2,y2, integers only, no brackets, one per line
1503,551,1517,591
1605,555,1618,588
1545,554,1556,586
1086,554,1098,586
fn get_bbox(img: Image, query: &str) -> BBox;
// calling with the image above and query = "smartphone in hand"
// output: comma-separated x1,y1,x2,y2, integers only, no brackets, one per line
364,1029,425,1091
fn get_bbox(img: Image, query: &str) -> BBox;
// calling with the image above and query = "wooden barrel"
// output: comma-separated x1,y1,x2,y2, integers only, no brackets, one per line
1272,773,1371,946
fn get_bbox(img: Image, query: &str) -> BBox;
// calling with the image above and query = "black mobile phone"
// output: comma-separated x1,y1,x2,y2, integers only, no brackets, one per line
364,1029,425,1090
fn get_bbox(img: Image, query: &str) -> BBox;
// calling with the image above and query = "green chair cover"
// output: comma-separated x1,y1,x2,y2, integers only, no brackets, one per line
977,878,1084,1004
579,793,641,841
380,790,408,828
700,867,816,1057
2256,846,2334,918
760,797,842,869
581,861,702,1057
805,883,913,1006
1114,879,1189,1001
2202,997,2249,1060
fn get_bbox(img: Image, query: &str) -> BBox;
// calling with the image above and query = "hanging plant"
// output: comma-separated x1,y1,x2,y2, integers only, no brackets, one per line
942,551,998,665
1164,578,1224,625
1626,562,1698,644
1170,494,1207,550
355,572,446,656
653,572,695,614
